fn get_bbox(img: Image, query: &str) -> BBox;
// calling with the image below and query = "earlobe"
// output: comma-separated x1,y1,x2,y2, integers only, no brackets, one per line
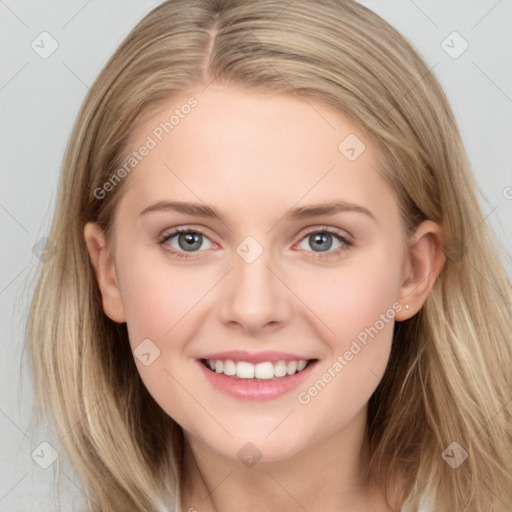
395,220,446,321
83,222,126,323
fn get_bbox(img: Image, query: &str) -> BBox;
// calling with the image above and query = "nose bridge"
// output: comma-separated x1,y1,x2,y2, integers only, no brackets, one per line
219,236,291,332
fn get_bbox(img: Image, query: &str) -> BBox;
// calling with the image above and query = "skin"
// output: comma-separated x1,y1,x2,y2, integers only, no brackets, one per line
84,84,445,512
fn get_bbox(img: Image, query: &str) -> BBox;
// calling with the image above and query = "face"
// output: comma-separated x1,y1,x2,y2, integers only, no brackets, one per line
86,84,429,465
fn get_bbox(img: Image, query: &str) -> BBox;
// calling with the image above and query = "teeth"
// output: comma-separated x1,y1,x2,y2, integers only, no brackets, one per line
286,361,297,375
223,359,237,376
236,361,254,378
274,360,287,377
206,359,311,380
296,360,307,372
255,362,274,379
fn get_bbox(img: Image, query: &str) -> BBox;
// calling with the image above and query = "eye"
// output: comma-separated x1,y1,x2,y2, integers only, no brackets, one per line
158,226,352,261
296,227,352,259
158,227,215,259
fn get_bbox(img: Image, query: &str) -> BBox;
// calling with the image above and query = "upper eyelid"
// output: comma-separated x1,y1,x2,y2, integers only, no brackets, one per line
301,226,352,240
160,225,216,243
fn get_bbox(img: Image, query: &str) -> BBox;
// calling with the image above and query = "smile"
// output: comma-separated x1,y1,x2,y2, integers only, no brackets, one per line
197,357,319,401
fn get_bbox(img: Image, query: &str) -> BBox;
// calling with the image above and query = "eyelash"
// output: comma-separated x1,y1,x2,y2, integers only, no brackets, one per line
157,226,353,261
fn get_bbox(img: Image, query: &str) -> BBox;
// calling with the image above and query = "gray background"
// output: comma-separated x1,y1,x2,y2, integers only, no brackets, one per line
1,1,511,510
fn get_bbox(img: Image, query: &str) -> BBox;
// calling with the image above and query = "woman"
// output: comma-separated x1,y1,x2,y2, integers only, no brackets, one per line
25,1,512,510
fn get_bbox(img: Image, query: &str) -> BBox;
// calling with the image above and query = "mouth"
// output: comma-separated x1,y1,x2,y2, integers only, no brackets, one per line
199,358,318,381
197,354,319,401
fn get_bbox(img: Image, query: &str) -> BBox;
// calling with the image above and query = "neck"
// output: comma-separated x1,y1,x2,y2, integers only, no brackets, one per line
177,406,401,512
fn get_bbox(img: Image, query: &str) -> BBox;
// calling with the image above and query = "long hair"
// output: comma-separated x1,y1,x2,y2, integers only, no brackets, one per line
24,1,512,510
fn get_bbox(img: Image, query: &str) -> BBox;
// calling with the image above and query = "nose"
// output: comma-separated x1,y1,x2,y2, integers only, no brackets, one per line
219,248,293,335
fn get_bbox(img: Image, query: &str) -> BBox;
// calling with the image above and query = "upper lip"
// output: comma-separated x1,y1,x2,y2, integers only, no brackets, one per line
198,350,316,364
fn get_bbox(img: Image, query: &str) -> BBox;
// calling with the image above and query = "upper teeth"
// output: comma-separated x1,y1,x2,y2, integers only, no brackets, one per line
207,359,309,380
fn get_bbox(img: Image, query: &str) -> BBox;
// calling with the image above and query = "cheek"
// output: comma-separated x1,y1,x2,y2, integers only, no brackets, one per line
116,257,208,425
293,268,397,436
118,255,212,347
299,254,401,347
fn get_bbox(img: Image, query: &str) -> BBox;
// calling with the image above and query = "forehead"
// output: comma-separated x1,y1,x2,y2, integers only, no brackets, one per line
115,85,398,226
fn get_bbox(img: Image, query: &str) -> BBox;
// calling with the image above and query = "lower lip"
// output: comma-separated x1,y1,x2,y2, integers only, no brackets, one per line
197,360,318,401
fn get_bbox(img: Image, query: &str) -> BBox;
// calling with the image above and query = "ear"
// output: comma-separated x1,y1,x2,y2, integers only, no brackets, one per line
84,222,126,323
394,220,446,321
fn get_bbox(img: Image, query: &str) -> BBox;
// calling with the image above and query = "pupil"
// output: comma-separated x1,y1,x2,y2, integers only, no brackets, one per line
311,233,332,252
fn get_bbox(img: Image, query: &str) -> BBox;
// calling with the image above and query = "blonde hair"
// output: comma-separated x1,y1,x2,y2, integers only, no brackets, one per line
24,0,512,511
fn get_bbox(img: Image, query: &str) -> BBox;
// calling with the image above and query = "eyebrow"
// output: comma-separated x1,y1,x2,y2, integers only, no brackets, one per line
138,200,376,222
